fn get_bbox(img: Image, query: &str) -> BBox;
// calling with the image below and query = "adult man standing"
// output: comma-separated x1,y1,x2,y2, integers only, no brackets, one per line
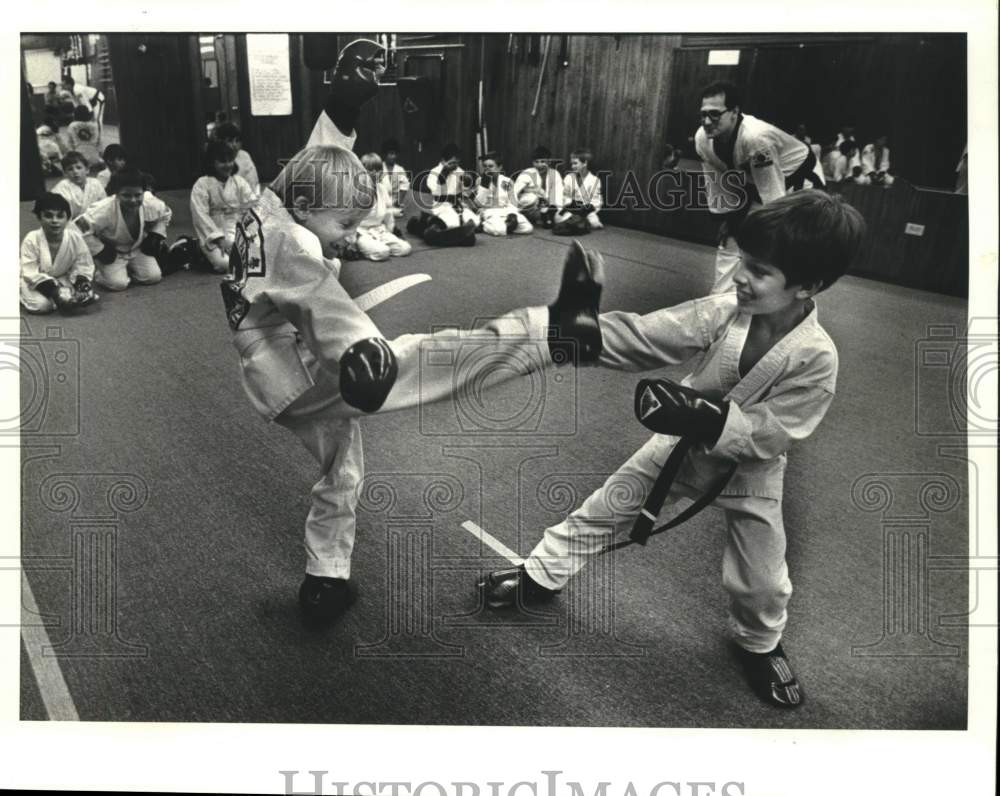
695,81,824,292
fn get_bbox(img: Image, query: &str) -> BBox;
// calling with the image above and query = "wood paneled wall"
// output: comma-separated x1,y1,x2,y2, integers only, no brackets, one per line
107,35,203,190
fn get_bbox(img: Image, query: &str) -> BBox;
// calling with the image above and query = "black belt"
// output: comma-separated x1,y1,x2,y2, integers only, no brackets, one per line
786,148,824,191
601,437,737,554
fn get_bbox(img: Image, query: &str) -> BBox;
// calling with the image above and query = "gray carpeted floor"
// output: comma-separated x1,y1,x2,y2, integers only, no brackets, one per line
19,190,969,728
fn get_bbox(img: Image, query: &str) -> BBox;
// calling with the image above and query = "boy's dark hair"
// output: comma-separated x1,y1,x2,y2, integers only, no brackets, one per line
62,76,75,88
43,116,60,132
33,192,72,218
531,145,552,160
202,139,239,176
700,81,741,109
839,140,858,156
102,143,127,162
735,191,866,291
381,138,399,153
107,169,152,194
214,122,242,141
570,148,593,165
73,105,93,122
61,150,87,170
440,142,460,160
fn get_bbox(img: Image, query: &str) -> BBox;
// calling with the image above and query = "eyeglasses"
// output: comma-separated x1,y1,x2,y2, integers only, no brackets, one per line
699,109,732,122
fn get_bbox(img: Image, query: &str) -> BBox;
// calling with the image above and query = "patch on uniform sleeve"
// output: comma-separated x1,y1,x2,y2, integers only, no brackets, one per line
220,208,266,330
75,217,91,233
750,148,774,169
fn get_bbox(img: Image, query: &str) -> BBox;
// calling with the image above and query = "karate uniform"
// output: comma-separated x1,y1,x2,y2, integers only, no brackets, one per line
77,193,172,290
19,226,95,313
474,174,532,236
234,149,260,194
356,181,411,261
695,114,824,292
860,143,893,184
561,171,604,229
381,163,410,212
190,173,257,273
65,121,101,166
224,188,549,578
513,167,564,223
523,291,837,653
52,177,107,219
305,111,358,150
428,163,479,229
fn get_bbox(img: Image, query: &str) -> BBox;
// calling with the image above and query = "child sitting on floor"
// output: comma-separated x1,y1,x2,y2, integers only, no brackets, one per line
353,152,412,261
189,139,257,273
514,145,564,229
471,151,532,236
380,138,410,217
53,151,107,218
556,147,604,234
96,144,128,191
20,192,99,314
213,122,260,195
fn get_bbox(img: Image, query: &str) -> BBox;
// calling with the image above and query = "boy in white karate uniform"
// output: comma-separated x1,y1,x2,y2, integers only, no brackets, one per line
479,191,866,710
214,122,260,195
380,138,410,216
77,169,175,291
472,152,532,237
514,145,564,229
20,192,98,313
190,140,257,273
53,151,107,218
405,143,479,246
556,147,604,234
354,152,412,261
222,142,604,626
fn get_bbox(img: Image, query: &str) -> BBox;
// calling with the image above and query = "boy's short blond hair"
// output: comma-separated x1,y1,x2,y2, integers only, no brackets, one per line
360,152,383,172
270,145,375,213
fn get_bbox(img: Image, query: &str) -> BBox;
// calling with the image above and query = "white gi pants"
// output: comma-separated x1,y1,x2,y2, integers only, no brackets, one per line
356,225,412,260
524,434,793,653
95,250,162,291
19,274,74,314
481,208,533,236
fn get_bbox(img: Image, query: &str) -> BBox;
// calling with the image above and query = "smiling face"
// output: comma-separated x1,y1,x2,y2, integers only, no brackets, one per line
116,185,145,212
532,158,549,175
213,156,236,181
39,208,69,239
570,156,586,174
700,92,739,140
732,251,812,315
296,204,370,258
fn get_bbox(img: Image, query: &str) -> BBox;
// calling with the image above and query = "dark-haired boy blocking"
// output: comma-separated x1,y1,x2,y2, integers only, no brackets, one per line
481,191,866,709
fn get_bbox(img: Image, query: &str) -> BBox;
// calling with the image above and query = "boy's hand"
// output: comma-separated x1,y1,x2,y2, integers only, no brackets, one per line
548,240,604,364
635,378,728,445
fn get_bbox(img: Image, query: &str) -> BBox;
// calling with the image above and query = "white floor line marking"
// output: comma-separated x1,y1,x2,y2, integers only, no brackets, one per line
354,273,432,312
460,521,523,565
20,572,79,721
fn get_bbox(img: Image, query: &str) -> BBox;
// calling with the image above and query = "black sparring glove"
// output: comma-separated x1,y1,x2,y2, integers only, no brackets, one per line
37,278,84,312
72,275,99,307
96,243,118,265
635,378,729,446
140,231,165,257
339,337,398,413
547,240,604,365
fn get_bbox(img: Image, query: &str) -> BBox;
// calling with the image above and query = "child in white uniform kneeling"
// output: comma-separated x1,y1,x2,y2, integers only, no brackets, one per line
354,152,411,261
556,147,604,233
77,169,174,291
479,191,866,710
190,140,257,273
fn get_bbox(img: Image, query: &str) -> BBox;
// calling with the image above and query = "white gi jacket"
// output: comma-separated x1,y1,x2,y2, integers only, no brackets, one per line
358,181,395,231
695,114,821,212
306,112,358,150
234,150,260,194
860,143,890,175
381,163,410,203
53,177,107,219
561,171,603,212
223,189,382,421
473,174,518,210
190,174,256,248
513,167,564,209
597,292,837,499
20,227,95,289
428,163,466,201
77,193,173,257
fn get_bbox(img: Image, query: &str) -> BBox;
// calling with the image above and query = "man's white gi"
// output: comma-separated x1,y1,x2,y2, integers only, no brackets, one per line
190,173,256,273
561,171,604,229
52,176,107,219
19,226,95,313
77,193,172,291
227,190,552,578
695,114,824,292
523,291,837,653
474,174,532,236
